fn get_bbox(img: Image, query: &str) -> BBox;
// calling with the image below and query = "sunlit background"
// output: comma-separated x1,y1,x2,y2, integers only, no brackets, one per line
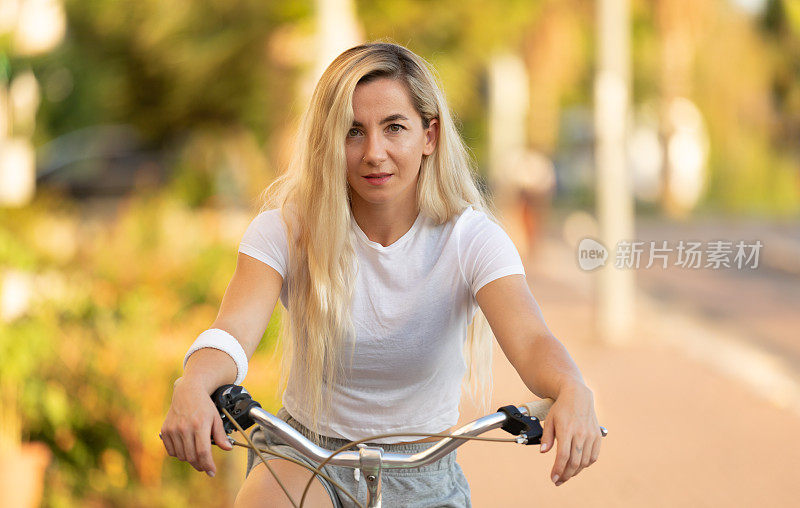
1,0,798,506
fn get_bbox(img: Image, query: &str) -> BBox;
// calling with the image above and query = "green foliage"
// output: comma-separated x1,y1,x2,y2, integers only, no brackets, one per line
761,0,800,153
0,190,282,505
21,0,310,146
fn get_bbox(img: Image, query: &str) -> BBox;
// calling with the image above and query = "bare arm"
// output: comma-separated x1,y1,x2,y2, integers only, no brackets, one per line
476,274,601,487
162,252,283,476
182,252,284,394
475,274,585,399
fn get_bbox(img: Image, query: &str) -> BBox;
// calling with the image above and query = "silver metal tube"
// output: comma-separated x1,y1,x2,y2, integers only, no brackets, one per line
248,407,362,467
247,407,524,469
378,412,508,468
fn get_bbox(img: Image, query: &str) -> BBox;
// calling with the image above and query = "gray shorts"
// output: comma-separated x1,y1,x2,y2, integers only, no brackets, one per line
245,407,471,507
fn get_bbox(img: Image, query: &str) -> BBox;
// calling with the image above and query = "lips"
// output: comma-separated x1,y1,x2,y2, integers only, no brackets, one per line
363,173,392,186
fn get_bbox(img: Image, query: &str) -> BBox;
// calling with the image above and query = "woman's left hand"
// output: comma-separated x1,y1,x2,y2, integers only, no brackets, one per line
538,383,602,486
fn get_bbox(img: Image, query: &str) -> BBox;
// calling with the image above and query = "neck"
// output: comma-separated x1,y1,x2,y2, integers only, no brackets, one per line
350,198,419,247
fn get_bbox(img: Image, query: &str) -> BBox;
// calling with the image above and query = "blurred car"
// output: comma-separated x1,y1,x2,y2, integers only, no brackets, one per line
35,124,170,198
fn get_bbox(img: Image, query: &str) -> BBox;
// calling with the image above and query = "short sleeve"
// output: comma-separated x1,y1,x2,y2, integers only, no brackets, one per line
457,207,526,297
238,209,289,279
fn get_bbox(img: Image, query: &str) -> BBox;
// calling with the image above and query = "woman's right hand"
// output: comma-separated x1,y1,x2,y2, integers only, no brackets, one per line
160,376,233,477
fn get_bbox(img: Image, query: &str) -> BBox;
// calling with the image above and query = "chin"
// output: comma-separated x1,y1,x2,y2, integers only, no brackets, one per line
359,195,395,205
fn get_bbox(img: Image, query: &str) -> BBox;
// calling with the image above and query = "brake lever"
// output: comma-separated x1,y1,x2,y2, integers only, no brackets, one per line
210,384,262,438
497,405,544,445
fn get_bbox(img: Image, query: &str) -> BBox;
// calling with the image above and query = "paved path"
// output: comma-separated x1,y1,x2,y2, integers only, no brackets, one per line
634,218,800,372
457,233,800,507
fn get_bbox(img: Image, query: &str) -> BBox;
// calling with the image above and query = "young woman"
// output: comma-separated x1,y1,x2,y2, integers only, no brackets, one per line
161,42,602,507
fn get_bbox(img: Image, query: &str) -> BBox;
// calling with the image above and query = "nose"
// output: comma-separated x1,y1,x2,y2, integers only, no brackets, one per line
362,131,387,166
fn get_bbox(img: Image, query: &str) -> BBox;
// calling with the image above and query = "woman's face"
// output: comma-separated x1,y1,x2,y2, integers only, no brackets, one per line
345,78,438,211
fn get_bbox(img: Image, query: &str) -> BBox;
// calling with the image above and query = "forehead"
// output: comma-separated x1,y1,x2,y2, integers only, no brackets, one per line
351,78,418,119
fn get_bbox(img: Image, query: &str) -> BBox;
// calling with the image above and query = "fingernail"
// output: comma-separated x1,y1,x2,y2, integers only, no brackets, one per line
556,481,564,486
541,442,548,452
552,474,559,484
206,471,215,478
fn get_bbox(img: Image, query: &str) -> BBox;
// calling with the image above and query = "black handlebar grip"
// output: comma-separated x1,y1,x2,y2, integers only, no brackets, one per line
497,404,545,445
210,384,262,435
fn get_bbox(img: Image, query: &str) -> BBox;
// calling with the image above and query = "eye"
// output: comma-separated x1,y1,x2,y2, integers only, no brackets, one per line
387,124,405,133
347,128,361,137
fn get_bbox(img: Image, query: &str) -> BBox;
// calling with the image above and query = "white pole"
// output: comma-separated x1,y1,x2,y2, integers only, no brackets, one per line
594,0,635,344
301,0,363,102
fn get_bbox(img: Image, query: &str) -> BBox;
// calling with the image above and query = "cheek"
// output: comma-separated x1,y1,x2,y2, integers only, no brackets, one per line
345,147,360,175
345,168,359,189
398,140,425,170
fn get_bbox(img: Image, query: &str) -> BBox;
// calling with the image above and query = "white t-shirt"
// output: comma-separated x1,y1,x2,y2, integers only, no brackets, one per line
237,205,525,442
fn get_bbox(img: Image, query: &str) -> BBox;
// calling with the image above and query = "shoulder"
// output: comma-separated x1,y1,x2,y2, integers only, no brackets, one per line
240,208,291,249
244,208,295,240
453,205,505,242
451,206,525,294
250,208,285,228
452,205,483,228
239,208,291,277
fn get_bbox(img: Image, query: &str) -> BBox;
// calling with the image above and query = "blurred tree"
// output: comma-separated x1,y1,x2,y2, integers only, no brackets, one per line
10,1,315,208
8,0,798,213
522,0,592,155
0,191,284,506
691,0,800,214
626,0,800,215
762,0,800,155
28,0,311,146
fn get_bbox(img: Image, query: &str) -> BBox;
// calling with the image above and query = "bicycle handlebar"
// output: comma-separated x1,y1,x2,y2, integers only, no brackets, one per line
213,386,608,508
521,399,553,422
211,385,608,470
246,400,554,469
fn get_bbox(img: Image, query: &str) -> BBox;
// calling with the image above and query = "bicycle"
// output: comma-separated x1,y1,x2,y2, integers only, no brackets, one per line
211,385,608,508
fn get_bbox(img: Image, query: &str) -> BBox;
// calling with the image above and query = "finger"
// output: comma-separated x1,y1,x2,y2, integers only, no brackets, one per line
572,434,594,479
172,430,187,461
161,431,177,457
195,421,216,476
588,431,602,466
550,426,571,485
559,433,586,484
578,430,602,476
180,426,200,470
211,414,232,451
540,415,555,453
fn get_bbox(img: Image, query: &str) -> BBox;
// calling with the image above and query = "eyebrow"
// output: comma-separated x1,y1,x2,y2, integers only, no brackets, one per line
351,114,410,127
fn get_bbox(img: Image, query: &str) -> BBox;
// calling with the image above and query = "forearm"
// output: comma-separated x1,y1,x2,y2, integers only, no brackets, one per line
511,333,588,400
180,348,238,395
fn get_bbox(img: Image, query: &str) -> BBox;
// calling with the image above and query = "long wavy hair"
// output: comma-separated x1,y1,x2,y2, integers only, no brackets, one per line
258,42,497,437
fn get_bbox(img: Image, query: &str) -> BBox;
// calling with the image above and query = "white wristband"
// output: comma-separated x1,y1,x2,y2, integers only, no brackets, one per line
183,328,248,385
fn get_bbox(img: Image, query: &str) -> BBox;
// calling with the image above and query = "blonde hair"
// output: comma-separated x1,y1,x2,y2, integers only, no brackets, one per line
258,42,497,438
